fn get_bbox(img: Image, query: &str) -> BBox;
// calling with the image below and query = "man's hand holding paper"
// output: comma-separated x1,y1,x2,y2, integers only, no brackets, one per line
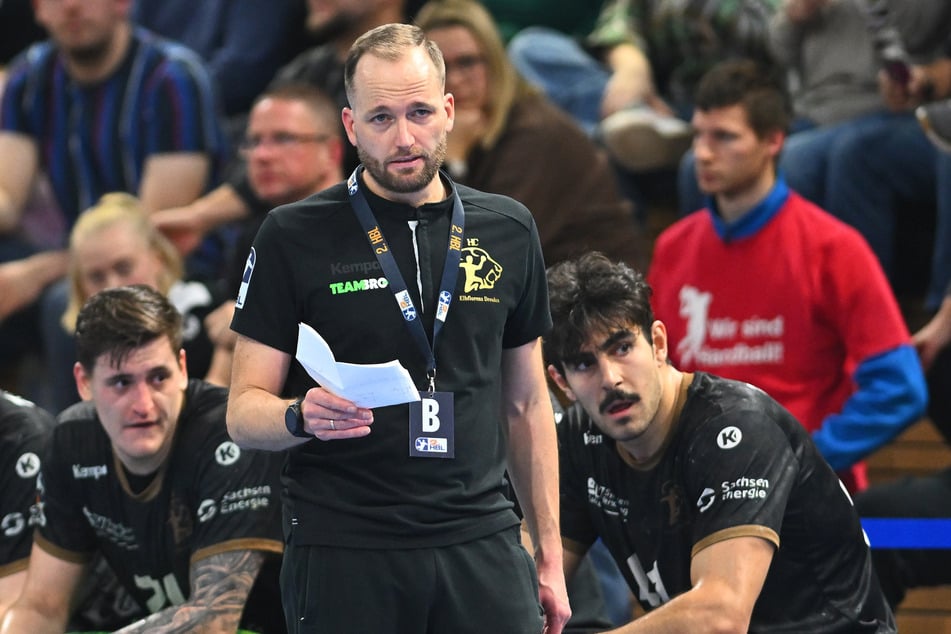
295,323,421,439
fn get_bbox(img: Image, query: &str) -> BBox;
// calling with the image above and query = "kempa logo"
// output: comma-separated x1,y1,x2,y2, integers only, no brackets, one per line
717,426,742,450
215,441,241,466
16,452,40,478
331,261,381,276
73,464,108,480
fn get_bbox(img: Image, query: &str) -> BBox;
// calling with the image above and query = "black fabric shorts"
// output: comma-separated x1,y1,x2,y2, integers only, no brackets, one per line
280,526,543,634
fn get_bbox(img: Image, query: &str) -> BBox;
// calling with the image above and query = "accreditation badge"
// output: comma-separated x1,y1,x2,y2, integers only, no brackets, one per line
408,391,454,458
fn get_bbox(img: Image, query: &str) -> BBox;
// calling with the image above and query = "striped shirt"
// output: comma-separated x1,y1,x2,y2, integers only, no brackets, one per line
1,28,225,228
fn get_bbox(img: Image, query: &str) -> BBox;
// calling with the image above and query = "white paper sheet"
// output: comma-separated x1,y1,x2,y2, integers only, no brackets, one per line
294,322,420,408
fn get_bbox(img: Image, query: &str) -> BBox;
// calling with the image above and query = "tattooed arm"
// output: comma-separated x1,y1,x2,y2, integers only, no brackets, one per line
115,549,266,633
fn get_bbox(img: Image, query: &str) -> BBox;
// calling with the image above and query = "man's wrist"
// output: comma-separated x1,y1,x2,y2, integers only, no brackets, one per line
284,397,313,438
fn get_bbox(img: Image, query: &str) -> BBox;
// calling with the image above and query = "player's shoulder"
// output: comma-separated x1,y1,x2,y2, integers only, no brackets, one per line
178,379,229,438
783,193,870,245
682,373,801,444
456,182,535,231
686,372,780,417
266,182,349,226
4,39,56,77
176,379,254,465
135,27,210,76
654,209,711,251
0,390,55,440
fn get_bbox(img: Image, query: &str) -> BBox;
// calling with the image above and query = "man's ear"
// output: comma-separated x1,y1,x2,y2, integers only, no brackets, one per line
547,364,576,402
651,320,669,365
178,348,189,387
443,92,455,133
73,362,93,401
341,107,358,147
766,128,785,160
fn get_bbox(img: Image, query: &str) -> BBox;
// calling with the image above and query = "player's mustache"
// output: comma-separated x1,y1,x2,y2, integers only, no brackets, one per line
599,389,640,414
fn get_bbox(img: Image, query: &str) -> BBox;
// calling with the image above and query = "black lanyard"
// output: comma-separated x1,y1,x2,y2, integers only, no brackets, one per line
346,166,464,393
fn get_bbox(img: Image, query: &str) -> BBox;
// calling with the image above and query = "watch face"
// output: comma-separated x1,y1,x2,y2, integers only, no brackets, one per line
285,401,305,436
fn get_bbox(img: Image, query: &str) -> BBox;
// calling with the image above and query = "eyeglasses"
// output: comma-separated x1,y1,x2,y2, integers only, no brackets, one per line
239,132,331,153
444,55,486,76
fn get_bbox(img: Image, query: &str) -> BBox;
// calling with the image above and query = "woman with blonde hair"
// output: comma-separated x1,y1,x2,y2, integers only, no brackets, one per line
416,0,647,270
52,193,230,408
62,193,183,332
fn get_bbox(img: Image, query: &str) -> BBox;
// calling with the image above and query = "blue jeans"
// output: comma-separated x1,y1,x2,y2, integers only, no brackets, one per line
780,111,895,207
824,111,940,305
507,27,608,135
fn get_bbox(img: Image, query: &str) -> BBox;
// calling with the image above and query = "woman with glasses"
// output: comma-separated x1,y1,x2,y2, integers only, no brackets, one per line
416,0,649,271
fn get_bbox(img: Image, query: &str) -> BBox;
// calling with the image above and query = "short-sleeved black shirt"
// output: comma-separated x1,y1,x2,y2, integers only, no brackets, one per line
38,379,285,631
559,372,895,632
0,390,54,578
231,173,552,549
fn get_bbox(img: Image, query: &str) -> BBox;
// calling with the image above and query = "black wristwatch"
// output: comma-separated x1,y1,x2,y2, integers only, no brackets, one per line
284,397,312,438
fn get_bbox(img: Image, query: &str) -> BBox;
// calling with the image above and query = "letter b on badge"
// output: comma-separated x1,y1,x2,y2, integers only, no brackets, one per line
409,391,454,459
421,397,440,431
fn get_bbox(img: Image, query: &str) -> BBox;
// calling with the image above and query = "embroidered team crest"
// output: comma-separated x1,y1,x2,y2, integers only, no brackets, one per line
459,246,502,292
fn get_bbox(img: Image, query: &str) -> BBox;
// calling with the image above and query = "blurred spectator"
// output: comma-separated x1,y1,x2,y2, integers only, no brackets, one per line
150,0,409,258
52,193,228,413
818,1,951,310
648,59,927,493
480,0,781,173
678,0,891,214
131,0,308,118
152,82,344,304
416,0,647,269
0,0,225,405
154,82,346,399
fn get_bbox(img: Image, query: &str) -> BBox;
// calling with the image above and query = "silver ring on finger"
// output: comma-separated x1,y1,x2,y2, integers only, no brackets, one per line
329,419,335,431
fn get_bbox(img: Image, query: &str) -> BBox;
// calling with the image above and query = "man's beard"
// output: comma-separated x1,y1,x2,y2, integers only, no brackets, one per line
64,34,113,67
357,135,448,195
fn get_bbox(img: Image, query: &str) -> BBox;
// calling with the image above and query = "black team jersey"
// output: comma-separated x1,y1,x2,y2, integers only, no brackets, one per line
38,379,285,632
558,372,896,632
0,391,54,578
231,173,552,550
